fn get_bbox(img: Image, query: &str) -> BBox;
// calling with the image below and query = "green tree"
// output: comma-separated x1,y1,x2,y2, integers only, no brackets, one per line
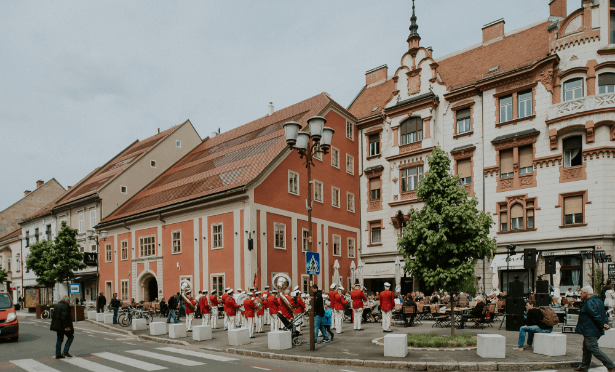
50,221,87,290
25,240,57,288
0,268,7,285
398,147,497,335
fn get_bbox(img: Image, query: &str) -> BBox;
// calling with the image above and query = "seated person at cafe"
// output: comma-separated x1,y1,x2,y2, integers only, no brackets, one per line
402,294,417,326
575,288,582,296
459,297,486,329
565,288,575,297
513,300,552,351
430,292,440,304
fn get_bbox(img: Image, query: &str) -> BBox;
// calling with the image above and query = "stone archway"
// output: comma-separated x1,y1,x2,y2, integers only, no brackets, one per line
137,271,158,302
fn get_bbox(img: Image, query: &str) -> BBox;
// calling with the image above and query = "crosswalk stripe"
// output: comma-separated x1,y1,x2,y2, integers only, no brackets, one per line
93,352,166,371
126,350,204,366
156,347,238,362
10,359,61,372
62,357,124,372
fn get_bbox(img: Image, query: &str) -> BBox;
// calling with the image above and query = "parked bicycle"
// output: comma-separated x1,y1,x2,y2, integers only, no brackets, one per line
118,306,153,327
41,307,54,320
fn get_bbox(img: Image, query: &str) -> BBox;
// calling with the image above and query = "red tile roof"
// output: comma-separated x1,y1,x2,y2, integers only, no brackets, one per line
102,93,337,223
0,228,21,243
55,126,179,207
347,79,396,122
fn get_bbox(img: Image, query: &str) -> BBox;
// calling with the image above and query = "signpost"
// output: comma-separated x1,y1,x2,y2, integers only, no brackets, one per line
69,284,81,322
306,252,320,275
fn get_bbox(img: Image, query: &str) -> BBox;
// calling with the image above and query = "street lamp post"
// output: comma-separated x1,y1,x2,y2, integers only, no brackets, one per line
283,117,334,351
87,229,107,302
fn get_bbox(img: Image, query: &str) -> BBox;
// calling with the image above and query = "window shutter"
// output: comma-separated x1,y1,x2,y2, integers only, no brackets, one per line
457,108,471,120
565,195,583,214
526,201,534,208
370,178,380,190
599,73,615,86
407,119,417,133
457,159,471,178
563,136,582,151
511,204,523,218
500,150,514,174
519,146,533,168
526,209,534,217
369,134,379,143
371,221,381,229
500,212,507,223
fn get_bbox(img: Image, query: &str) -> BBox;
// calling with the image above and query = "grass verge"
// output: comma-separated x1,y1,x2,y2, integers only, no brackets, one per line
406,333,477,348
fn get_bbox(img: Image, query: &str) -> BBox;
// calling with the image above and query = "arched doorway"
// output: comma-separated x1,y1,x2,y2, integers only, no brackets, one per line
138,272,159,302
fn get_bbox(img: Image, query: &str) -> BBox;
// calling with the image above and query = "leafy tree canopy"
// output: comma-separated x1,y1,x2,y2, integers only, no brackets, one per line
25,240,56,287
0,268,7,284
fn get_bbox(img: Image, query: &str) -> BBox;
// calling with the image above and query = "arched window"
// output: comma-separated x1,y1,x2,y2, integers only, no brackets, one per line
400,118,423,145
563,78,583,101
563,136,582,168
510,204,524,230
598,72,615,94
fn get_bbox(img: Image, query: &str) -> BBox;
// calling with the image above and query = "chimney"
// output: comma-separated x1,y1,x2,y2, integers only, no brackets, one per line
158,128,160,134
36,180,44,188
482,19,505,44
365,65,388,86
268,102,274,116
24,190,31,196
549,0,567,19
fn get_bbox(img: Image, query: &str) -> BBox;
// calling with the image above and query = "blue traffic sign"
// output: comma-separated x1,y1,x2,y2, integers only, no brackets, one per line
306,252,320,275
69,283,81,295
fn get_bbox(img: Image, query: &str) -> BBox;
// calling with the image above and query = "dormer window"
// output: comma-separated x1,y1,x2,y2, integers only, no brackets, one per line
400,118,423,145
564,78,583,101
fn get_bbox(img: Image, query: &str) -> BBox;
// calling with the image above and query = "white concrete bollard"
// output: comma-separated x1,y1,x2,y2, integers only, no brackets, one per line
228,328,250,346
150,322,167,336
477,334,506,358
96,313,105,322
599,329,615,349
87,311,98,320
169,323,187,339
268,331,292,350
104,314,114,325
132,318,147,331
533,333,566,356
384,334,408,357
192,325,213,341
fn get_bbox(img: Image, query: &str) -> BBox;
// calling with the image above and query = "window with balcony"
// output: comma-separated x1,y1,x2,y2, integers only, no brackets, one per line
456,108,471,135
518,91,532,118
457,159,472,185
599,73,615,94
370,178,380,200
499,95,513,123
564,78,584,101
369,134,380,156
400,118,423,145
564,195,584,225
519,146,534,175
500,149,514,178
401,165,423,192
563,136,582,168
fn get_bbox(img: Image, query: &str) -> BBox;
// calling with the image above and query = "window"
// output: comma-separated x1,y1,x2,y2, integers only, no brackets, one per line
332,235,341,256
302,275,310,294
370,223,381,244
332,187,340,208
370,178,380,200
563,136,583,168
34,228,39,243
15,254,20,272
499,95,513,123
456,108,471,135
90,210,96,229
7,258,10,272
302,229,309,252
120,186,127,194
526,201,535,229
500,149,514,178
598,73,615,94
369,134,380,156
212,224,223,248
510,204,524,230
313,144,322,161
346,121,354,140
457,159,472,185
564,78,583,101
25,231,29,247
121,241,128,260
121,281,129,301
564,195,584,225
500,212,508,232
211,275,224,297
91,244,97,253
172,231,181,253
45,224,51,241
346,154,354,175
401,166,423,192
400,118,423,145
518,91,532,118
314,180,323,202
347,192,355,212
274,223,285,249
288,171,299,195
331,147,340,168
150,160,156,168
139,236,156,257
519,146,534,175
348,238,355,258
79,214,85,233
105,244,112,262
176,140,181,148
611,10,615,43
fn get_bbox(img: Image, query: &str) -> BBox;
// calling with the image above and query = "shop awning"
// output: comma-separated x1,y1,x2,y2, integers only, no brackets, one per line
362,262,395,279
490,253,526,270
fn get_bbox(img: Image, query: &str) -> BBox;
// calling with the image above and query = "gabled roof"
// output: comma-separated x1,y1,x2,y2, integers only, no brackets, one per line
0,228,21,244
54,125,180,208
101,93,339,224
348,79,395,122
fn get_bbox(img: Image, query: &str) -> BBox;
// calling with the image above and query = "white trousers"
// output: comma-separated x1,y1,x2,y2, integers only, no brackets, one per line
211,308,218,329
382,310,392,331
224,313,229,330
241,314,247,329
334,309,343,333
264,311,270,325
201,313,210,326
227,315,236,330
270,314,278,332
353,308,363,329
186,313,194,331
295,314,303,332
236,313,243,327
247,317,254,337
256,315,263,333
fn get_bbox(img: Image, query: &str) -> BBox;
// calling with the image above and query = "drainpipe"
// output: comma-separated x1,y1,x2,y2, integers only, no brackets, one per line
480,90,486,292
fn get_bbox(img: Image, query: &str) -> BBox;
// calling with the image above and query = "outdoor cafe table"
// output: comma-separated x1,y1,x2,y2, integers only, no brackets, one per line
440,307,470,325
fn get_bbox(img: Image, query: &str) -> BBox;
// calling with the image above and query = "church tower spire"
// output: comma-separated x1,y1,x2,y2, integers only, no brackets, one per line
407,0,421,49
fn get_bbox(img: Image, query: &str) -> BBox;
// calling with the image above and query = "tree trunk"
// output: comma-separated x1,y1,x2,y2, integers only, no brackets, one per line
450,292,455,336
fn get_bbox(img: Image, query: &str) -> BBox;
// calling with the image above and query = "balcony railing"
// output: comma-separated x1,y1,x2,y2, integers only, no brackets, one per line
548,93,615,120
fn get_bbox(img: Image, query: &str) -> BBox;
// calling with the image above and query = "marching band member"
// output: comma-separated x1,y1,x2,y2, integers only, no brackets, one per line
279,289,294,322
243,292,256,338
328,284,338,331
380,282,395,332
351,283,367,331
333,286,347,334
292,291,305,332
255,291,265,333
224,289,241,330
199,289,210,326
209,289,219,329
222,288,230,330
262,286,270,325
268,289,279,331
184,294,197,332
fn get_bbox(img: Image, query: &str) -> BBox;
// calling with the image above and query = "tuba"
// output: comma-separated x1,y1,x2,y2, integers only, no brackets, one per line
272,273,294,315
180,279,196,312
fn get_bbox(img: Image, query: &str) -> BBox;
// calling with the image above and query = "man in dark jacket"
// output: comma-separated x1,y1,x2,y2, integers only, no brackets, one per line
513,300,552,350
575,286,614,372
96,292,106,313
110,293,121,324
311,285,329,345
167,294,179,323
50,296,74,359
459,297,486,329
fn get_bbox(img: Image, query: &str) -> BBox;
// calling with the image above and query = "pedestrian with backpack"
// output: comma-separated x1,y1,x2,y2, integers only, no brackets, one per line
513,300,555,351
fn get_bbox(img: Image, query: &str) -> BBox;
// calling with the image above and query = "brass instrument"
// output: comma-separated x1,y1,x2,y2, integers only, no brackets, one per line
180,279,196,312
272,273,294,314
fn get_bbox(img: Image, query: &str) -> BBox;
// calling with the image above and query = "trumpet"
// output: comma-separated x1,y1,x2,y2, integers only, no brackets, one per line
180,279,196,312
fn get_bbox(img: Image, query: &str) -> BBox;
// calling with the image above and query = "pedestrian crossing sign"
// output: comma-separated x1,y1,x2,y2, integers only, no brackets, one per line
306,252,320,275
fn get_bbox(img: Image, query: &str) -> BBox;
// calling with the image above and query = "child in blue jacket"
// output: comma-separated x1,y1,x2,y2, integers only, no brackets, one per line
323,301,334,341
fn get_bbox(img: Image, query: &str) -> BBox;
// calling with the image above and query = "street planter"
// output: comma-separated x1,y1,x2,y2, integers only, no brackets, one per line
70,306,85,321
36,305,51,319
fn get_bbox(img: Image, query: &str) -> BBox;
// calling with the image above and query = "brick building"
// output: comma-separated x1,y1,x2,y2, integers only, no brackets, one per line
348,0,615,294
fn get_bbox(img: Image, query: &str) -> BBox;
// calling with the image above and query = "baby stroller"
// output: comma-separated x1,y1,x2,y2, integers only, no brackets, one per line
277,312,303,346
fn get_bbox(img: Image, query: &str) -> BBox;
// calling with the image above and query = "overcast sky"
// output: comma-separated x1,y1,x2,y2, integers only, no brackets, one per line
0,0,579,211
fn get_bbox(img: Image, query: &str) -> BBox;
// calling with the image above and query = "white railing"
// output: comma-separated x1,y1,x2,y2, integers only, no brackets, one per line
548,93,615,120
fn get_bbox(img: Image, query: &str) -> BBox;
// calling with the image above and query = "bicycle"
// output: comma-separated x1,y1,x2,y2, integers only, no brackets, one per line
41,307,54,320
118,306,153,327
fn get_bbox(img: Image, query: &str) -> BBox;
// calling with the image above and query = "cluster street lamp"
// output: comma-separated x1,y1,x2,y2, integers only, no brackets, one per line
283,116,334,351
87,229,107,301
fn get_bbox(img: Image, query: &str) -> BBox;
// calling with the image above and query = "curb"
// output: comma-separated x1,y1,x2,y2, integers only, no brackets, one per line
85,320,133,335
85,320,190,346
225,348,588,371
371,337,477,351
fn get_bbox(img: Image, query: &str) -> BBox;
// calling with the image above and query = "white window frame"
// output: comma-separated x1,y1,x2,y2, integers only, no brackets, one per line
176,140,182,148
211,274,225,296
105,243,112,262
121,240,128,260
313,144,322,161
346,154,354,175
121,280,129,301
139,235,156,257
518,90,532,118
564,78,584,101
313,180,323,203
332,235,341,257
348,237,356,258
370,227,381,244
369,135,380,157
212,223,223,249
347,192,355,213
346,121,354,141
302,228,309,252
288,170,299,196
499,95,513,123
331,147,340,169
332,186,340,208
90,244,97,253
172,230,182,254
120,185,127,194
301,274,310,294
90,210,96,229
78,214,85,233
274,223,286,249
150,160,157,168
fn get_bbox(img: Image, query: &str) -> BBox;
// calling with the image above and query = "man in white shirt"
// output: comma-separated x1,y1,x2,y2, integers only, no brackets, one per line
565,288,575,297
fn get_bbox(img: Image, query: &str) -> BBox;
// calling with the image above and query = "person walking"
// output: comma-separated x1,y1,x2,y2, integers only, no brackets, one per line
575,286,614,372
199,289,210,326
209,289,219,329
380,282,395,332
110,293,121,324
323,301,334,341
310,285,329,345
96,292,106,313
513,300,553,350
50,295,74,359
351,283,367,331
166,294,179,323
